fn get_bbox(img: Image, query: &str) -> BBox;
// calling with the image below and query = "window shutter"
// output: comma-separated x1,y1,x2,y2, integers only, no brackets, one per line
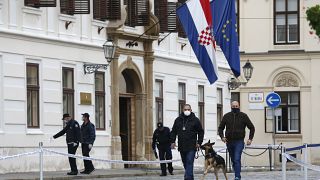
154,0,168,32
93,0,107,20
73,0,90,14
167,2,176,32
177,0,186,38
126,0,137,27
60,0,90,15
25,0,56,7
106,0,121,20
136,0,149,26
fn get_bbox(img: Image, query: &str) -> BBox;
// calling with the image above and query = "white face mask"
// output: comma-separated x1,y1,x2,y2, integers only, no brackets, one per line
184,110,191,116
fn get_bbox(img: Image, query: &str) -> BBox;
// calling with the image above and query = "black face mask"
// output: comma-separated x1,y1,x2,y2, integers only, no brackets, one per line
231,108,240,113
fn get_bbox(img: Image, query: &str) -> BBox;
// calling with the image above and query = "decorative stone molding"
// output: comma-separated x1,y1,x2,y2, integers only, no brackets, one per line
275,73,299,87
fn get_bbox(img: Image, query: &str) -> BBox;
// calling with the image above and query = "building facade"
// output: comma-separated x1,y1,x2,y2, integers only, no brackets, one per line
0,0,233,173
232,0,320,167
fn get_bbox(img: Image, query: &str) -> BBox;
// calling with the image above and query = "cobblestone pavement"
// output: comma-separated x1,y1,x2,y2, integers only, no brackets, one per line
101,170,320,180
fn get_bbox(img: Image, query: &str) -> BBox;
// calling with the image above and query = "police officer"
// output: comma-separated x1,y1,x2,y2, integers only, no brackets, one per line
152,122,174,176
80,113,96,174
53,113,81,175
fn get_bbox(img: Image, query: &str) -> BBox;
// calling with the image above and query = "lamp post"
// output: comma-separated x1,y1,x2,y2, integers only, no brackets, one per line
228,60,254,90
83,39,116,74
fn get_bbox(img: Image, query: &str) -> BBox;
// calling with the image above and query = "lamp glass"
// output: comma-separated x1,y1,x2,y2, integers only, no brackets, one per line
242,60,253,82
103,40,116,62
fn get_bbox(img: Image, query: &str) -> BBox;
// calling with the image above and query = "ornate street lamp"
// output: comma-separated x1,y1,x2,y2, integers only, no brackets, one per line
83,39,116,74
228,60,254,90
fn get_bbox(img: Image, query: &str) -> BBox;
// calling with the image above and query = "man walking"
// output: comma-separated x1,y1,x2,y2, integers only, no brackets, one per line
53,113,81,175
218,101,255,180
80,113,96,174
170,104,204,180
152,122,174,176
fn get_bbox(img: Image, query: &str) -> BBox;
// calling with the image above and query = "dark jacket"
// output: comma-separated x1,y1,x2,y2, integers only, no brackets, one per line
218,111,255,142
53,119,81,143
170,112,204,152
152,127,171,150
81,121,96,145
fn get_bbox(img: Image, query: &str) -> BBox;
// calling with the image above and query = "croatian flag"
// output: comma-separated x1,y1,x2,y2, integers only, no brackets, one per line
177,0,218,84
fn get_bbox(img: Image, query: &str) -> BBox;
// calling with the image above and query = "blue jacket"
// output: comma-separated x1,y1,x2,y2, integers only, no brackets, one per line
81,121,96,144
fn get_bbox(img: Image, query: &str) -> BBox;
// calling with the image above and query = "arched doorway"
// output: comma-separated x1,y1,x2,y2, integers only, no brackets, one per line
119,67,144,168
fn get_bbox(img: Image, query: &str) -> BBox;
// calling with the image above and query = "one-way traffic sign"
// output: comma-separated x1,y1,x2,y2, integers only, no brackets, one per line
266,92,281,108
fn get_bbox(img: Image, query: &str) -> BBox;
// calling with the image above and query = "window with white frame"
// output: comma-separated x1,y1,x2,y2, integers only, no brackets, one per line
217,88,223,133
62,67,74,119
27,63,40,128
155,79,163,123
198,85,205,129
274,0,299,44
95,72,105,130
178,82,186,114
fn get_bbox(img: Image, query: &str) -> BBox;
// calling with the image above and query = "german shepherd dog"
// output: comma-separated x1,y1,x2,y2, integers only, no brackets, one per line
200,140,228,180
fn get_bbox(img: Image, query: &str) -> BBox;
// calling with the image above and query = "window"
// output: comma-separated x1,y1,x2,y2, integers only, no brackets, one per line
154,0,177,32
177,0,187,38
25,0,56,7
93,0,121,21
155,80,163,123
62,68,74,119
60,0,90,15
231,92,240,104
27,63,40,128
265,92,300,133
95,72,105,130
125,0,150,27
198,85,205,129
217,88,223,132
178,82,186,114
235,0,240,43
274,0,299,44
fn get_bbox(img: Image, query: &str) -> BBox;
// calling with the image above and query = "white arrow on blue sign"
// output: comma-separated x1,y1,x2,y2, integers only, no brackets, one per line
266,92,281,108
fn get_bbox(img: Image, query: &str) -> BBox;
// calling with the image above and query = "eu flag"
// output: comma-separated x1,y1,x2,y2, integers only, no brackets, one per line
211,0,240,77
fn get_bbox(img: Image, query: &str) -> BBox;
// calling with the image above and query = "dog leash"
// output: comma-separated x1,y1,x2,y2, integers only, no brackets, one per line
195,148,205,159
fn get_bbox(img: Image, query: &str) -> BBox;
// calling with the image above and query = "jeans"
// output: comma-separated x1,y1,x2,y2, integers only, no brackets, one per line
81,143,94,171
227,140,244,179
67,143,78,172
180,150,196,180
158,146,173,174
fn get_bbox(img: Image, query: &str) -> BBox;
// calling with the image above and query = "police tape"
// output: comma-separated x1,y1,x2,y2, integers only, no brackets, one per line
284,153,320,172
43,148,181,164
0,150,39,161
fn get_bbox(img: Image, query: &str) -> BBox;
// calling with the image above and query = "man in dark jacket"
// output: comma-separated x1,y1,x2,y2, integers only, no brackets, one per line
170,104,204,180
152,122,174,176
53,113,81,175
80,113,96,174
218,101,255,180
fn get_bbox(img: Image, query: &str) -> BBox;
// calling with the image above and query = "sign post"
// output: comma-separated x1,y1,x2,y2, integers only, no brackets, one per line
266,92,281,171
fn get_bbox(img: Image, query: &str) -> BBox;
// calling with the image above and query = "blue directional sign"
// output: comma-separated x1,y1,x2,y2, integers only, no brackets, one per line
266,92,281,108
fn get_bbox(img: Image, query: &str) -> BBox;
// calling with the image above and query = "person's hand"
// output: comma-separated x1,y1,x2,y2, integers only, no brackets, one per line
222,137,228,144
153,149,158,159
196,144,200,149
171,143,176,149
73,142,78,147
246,139,252,145
88,144,93,150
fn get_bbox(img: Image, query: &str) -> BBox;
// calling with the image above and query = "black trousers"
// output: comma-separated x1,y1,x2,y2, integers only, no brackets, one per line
158,146,173,174
67,143,78,172
81,143,94,171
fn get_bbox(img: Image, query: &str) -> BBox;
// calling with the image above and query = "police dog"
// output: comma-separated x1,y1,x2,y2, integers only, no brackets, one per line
200,140,228,180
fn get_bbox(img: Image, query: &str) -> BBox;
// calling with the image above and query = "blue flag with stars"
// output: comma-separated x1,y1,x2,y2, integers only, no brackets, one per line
211,0,240,77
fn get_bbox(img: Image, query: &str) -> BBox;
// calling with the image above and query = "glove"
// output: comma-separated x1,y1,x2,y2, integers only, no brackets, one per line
153,149,158,159
73,142,78,147
49,136,54,143
88,144,93,150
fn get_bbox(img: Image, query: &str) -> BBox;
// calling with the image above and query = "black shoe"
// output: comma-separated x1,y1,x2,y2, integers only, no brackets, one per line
86,168,95,174
67,171,78,175
169,172,174,175
159,173,167,176
80,170,87,174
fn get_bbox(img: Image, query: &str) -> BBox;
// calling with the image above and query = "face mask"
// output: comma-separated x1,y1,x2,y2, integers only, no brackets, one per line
63,120,68,124
184,110,191,116
231,108,240,113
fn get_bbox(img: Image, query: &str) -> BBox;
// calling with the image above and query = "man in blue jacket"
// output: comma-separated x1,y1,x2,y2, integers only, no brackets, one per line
53,113,81,175
80,113,96,174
